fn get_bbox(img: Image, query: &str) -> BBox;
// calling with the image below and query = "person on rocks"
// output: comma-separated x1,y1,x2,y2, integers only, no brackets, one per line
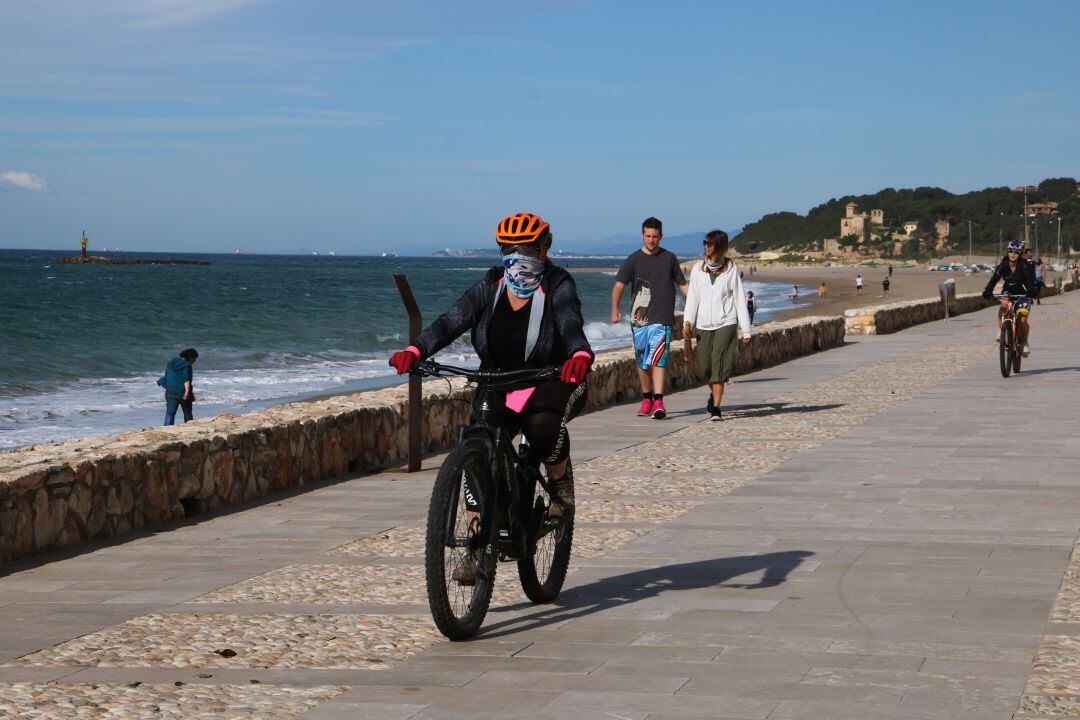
388,212,592,539
158,348,198,425
610,216,687,420
682,230,751,422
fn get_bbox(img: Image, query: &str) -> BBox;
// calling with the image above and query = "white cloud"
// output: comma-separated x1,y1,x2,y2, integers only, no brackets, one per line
0,171,48,192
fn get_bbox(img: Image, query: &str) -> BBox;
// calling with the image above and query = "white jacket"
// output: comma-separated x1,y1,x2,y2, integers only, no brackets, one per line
683,260,752,337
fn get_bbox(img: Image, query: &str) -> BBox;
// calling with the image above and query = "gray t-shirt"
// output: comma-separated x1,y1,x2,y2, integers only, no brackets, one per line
615,248,686,327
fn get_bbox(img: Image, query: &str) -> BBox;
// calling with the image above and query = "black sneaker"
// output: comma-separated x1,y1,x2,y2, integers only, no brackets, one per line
709,406,722,422
706,393,714,414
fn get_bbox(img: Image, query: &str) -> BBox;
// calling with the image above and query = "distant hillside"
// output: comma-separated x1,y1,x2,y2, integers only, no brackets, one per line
734,177,1079,258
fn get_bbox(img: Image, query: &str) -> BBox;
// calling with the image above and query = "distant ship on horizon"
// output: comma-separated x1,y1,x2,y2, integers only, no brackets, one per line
328,250,336,257
381,251,399,258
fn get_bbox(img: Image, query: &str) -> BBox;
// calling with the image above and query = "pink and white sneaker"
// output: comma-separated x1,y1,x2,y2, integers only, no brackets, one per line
636,398,654,417
651,398,667,419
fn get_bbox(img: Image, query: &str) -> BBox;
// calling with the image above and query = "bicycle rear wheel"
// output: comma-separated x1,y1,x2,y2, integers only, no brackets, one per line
425,442,496,640
1012,342,1022,373
517,475,573,603
999,322,1012,378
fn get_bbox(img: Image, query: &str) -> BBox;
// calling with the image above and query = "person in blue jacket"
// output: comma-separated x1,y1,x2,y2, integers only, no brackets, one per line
158,348,198,425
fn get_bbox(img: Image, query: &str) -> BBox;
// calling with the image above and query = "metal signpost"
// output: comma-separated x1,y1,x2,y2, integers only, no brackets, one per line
393,275,422,472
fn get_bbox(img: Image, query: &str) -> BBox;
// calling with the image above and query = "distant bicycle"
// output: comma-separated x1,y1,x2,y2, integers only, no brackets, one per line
995,293,1026,377
412,360,574,640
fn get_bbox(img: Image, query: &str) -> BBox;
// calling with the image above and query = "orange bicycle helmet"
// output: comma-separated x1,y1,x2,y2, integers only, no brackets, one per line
495,212,551,247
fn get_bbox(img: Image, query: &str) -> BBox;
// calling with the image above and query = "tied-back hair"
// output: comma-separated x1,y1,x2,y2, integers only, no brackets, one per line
701,229,730,273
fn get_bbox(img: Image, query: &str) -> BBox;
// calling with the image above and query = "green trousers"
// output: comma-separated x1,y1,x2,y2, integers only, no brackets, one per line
694,324,738,383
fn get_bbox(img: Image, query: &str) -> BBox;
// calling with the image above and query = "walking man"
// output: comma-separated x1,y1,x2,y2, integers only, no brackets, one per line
856,274,864,295
158,348,198,425
612,217,687,419
882,276,891,295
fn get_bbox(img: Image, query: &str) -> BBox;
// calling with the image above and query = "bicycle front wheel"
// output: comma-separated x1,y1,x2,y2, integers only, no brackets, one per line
517,477,573,603
999,322,1012,378
425,442,496,640
1012,341,1022,373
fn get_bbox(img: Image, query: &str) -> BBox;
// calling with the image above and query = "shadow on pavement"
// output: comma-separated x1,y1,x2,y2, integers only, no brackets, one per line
481,550,814,639
727,402,846,418
1016,366,1080,376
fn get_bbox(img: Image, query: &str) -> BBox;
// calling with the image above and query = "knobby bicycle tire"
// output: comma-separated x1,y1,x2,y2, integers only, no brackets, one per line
999,321,1012,378
425,442,497,640
1012,340,1022,373
517,477,574,603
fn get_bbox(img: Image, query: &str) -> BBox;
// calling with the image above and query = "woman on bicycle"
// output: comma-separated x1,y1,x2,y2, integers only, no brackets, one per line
982,239,1038,357
389,212,593,523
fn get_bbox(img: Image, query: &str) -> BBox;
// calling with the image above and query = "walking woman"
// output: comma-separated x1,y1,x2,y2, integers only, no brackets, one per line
682,230,751,421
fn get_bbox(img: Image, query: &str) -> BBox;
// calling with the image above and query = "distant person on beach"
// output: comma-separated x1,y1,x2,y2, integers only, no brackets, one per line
856,274,864,294
1034,257,1045,305
882,276,891,295
683,230,751,421
611,216,688,420
888,265,894,277
746,291,756,324
789,284,798,303
158,348,198,425
389,212,593,529
818,282,827,300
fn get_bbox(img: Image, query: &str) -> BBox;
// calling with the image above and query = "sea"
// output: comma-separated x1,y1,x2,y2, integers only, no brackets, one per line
0,249,796,450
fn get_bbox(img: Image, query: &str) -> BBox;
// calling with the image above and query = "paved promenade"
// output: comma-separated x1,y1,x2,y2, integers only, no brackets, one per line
2,292,1080,719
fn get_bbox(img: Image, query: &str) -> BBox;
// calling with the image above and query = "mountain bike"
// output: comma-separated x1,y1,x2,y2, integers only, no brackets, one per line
995,293,1026,378
411,360,574,640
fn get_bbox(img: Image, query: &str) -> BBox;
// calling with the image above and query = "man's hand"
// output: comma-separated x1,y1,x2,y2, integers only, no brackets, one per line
610,309,622,323
740,336,751,345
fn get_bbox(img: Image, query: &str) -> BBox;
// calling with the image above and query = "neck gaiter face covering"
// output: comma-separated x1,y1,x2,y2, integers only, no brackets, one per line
705,256,725,272
503,254,545,298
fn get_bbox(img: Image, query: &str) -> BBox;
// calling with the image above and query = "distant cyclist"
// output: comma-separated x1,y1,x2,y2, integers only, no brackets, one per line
983,240,1038,357
389,213,593,527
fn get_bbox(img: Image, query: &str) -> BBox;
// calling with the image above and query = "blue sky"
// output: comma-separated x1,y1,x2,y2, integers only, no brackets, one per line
1,0,1077,254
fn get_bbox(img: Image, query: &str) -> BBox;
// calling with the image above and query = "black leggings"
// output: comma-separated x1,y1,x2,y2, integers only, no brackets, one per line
475,380,588,465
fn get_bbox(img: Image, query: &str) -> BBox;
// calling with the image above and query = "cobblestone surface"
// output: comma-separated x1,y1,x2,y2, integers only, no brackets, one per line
325,526,421,558
576,472,752,498
1051,546,1080,623
5,612,441,669
192,562,531,607
0,683,343,720
572,527,651,558
576,499,701,524
579,452,786,473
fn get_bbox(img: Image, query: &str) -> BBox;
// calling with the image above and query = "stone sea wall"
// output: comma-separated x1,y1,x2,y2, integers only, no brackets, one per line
844,282,1071,336
0,315,843,565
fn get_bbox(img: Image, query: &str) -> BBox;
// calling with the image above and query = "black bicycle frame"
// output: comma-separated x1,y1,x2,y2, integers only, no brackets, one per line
414,360,559,560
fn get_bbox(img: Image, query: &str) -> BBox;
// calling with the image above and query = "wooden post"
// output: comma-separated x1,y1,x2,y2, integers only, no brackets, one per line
392,275,422,472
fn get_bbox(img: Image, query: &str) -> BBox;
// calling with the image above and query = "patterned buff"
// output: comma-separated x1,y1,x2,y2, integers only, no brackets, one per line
705,258,723,272
503,254,546,298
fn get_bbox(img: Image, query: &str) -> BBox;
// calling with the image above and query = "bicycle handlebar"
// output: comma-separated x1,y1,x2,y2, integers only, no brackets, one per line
411,359,559,384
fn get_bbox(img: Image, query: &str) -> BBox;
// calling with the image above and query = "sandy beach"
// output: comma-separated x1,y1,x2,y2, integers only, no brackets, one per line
740,258,999,324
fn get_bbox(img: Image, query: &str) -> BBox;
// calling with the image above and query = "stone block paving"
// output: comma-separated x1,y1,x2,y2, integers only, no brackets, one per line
3,293,1080,718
